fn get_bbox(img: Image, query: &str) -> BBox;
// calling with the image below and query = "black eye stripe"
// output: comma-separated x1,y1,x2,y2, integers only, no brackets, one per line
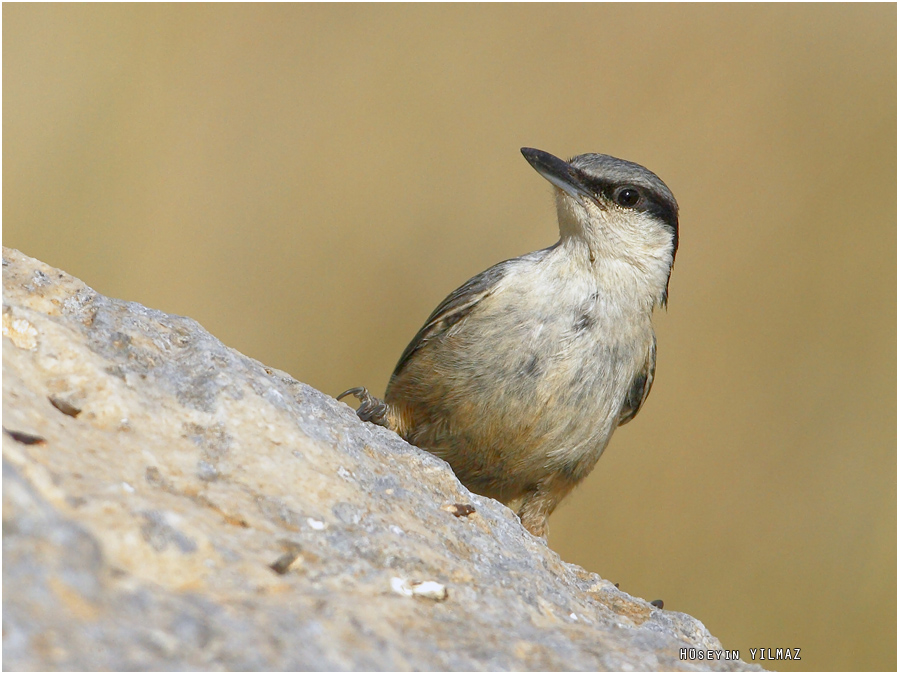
567,152,679,260
578,177,677,248
583,178,647,208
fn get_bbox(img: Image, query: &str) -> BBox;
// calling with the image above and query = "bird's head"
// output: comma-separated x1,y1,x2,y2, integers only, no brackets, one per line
521,147,679,305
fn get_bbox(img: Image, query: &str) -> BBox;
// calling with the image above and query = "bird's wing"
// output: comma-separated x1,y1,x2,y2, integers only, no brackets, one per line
617,335,656,426
391,258,519,378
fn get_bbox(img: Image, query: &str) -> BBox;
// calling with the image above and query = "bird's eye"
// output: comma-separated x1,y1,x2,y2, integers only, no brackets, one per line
615,187,641,208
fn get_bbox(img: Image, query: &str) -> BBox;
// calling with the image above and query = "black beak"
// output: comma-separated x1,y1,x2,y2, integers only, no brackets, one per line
521,148,594,201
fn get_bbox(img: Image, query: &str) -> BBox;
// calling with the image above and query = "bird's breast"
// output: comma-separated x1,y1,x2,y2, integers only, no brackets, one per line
387,251,656,496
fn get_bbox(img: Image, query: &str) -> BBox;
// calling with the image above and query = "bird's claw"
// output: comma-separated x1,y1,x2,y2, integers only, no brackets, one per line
337,386,391,428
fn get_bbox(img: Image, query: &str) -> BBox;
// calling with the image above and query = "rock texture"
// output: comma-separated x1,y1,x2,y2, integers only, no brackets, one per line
2,247,757,671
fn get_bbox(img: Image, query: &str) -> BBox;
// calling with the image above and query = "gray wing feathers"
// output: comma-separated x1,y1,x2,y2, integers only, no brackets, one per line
391,260,514,378
617,336,656,426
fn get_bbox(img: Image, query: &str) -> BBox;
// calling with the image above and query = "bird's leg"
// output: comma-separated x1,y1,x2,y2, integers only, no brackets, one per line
516,479,576,539
337,387,394,430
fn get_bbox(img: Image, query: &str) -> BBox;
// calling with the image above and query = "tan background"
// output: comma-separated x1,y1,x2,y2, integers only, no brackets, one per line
3,4,895,671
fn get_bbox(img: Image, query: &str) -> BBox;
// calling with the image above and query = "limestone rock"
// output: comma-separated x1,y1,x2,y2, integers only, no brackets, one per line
2,247,758,671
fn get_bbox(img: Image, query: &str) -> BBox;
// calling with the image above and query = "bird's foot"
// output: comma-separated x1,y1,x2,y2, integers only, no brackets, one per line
516,479,577,540
337,386,392,429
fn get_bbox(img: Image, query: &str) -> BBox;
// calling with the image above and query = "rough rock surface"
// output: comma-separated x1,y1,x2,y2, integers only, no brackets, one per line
2,247,757,671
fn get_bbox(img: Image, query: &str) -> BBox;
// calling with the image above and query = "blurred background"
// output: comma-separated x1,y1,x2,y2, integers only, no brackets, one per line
3,4,895,670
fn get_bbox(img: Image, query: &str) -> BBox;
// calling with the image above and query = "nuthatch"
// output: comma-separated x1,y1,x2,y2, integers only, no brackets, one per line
340,147,679,539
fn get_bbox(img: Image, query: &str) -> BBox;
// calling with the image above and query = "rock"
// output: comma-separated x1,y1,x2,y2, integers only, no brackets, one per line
2,247,759,671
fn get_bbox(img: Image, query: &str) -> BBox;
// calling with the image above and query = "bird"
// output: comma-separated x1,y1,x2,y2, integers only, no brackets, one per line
339,147,679,539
